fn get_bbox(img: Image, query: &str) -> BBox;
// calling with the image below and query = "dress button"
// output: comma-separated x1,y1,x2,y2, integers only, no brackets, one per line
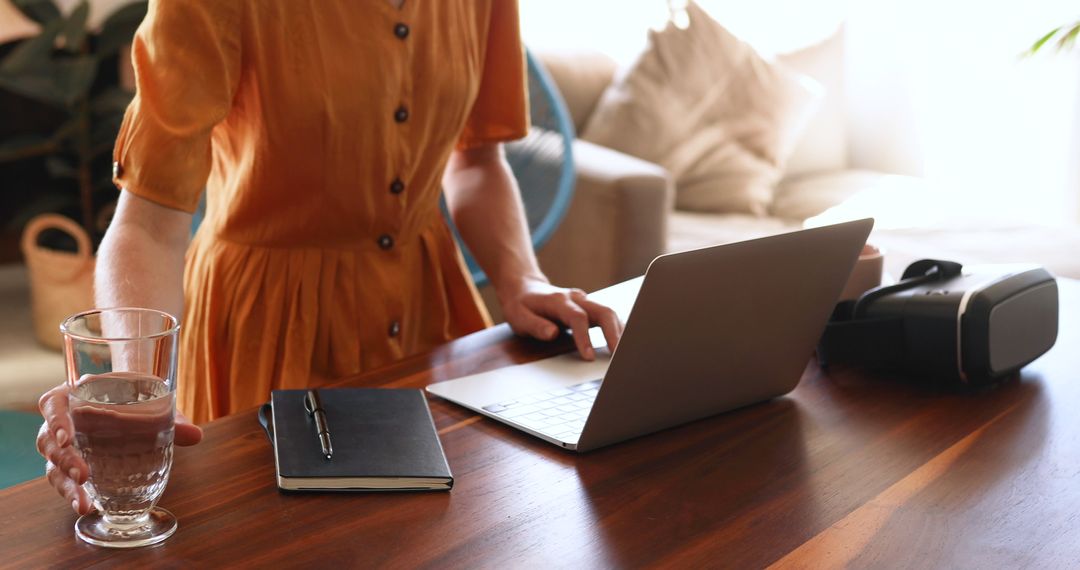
388,320,401,338
389,178,405,194
112,161,123,178
394,23,409,39
394,106,409,123
378,234,394,250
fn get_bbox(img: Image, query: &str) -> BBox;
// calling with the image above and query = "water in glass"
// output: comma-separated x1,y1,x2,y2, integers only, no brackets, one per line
70,372,175,524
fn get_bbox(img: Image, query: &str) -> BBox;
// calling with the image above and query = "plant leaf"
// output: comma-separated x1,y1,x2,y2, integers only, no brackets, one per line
1026,26,1062,57
0,16,64,73
90,87,132,116
0,65,67,106
1057,23,1080,52
0,55,97,107
97,2,148,58
59,1,90,53
53,56,97,105
12,0,61,26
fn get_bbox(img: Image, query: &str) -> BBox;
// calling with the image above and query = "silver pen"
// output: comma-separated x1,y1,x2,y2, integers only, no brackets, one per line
304,389,334,460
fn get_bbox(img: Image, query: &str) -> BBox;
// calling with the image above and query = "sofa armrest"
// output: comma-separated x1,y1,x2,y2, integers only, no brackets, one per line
538,139,673,292
479,139,673,322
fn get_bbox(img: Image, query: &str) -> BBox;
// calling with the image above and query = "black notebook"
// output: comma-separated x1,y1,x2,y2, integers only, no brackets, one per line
265,388,453,492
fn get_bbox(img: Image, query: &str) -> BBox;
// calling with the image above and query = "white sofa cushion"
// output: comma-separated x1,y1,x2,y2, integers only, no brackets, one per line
580,1,821,216
777,27,849,178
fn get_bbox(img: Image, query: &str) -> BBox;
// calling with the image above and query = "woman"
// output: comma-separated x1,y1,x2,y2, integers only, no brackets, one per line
37,0,622,515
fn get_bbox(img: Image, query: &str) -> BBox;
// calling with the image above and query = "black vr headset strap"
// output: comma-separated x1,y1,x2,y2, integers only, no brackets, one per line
819,259,964,370
851,259,964,319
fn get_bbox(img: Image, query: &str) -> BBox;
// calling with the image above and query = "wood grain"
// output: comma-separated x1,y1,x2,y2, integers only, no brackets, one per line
1,282,1077,568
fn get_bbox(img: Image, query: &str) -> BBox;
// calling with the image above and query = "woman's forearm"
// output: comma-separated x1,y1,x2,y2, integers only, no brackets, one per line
442,143,546,298
94,191,191,320
443,143,623,357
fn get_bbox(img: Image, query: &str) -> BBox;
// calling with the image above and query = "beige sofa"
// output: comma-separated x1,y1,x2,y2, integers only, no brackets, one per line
533,32,918,282
482,33,888,318
477,34,1080,321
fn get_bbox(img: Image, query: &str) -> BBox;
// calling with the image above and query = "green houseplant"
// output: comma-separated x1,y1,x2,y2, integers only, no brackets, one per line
1027,20,1080,56
1,0,145,236
0,0,145,349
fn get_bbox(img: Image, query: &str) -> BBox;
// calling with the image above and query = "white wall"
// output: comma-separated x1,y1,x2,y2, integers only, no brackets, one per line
844,0,1080,224
519,0,844,65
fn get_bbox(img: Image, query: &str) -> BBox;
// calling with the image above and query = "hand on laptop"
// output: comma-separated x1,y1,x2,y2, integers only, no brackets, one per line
498,277,623,360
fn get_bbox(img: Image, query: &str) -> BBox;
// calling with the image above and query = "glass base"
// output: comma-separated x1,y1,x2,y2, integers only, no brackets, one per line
75,507,177,548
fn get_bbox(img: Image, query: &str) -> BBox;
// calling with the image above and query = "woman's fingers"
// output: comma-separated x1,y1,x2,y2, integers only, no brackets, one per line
45,461,90,515
37,383,89,484
562,302,595,360
38,421,88,484
503,279,624,361
525,291,595,360
505,307,559,341
174,411,204,446
573,294,624,353
40,383,90,515
38,384,73,448
511,285,626,360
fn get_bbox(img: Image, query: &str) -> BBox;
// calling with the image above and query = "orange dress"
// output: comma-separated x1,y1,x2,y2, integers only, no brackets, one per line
111,1,528,424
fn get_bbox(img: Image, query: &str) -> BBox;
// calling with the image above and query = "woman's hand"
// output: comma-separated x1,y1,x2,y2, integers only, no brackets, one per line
441,145,622,358
499,276,624,360
36,383,204,515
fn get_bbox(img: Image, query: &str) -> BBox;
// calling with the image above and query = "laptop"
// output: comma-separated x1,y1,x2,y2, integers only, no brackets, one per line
426,219,874,452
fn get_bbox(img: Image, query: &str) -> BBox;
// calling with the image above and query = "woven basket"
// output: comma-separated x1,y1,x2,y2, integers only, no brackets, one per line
20,214,95,351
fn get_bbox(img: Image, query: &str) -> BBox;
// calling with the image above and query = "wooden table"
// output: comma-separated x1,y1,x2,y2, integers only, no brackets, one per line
2,281,1077,568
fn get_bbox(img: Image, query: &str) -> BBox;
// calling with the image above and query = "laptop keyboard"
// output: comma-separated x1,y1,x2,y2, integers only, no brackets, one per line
482,379,602,442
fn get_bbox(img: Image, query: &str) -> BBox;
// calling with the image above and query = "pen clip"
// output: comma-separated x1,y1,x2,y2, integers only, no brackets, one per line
304,389,324,416
305,390,329,434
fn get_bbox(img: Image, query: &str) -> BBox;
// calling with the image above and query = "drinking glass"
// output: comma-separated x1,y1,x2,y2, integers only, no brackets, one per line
61,307,180,548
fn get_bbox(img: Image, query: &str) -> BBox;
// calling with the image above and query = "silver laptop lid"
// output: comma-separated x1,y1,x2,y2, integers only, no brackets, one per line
576,218,873,451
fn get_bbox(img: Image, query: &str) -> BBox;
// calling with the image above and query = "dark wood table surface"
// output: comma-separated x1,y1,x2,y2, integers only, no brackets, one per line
2,281,1077,568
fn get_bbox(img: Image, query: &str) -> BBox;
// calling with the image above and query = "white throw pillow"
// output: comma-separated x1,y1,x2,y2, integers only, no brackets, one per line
777,26,848,178
581,1,822,215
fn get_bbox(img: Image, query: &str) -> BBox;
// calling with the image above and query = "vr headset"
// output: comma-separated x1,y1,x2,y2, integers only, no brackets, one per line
819,259,1059,385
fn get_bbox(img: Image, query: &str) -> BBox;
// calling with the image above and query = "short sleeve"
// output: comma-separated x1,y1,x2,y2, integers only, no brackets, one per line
456,0,530,150
112,0,241,213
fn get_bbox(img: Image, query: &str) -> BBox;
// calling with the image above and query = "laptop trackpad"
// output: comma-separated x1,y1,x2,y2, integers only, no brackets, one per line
427,351,611,408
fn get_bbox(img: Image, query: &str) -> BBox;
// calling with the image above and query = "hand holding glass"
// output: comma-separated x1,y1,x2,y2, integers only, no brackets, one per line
61,308,179,548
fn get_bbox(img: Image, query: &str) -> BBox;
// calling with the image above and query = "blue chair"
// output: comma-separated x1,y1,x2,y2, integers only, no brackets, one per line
193,49,577,290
